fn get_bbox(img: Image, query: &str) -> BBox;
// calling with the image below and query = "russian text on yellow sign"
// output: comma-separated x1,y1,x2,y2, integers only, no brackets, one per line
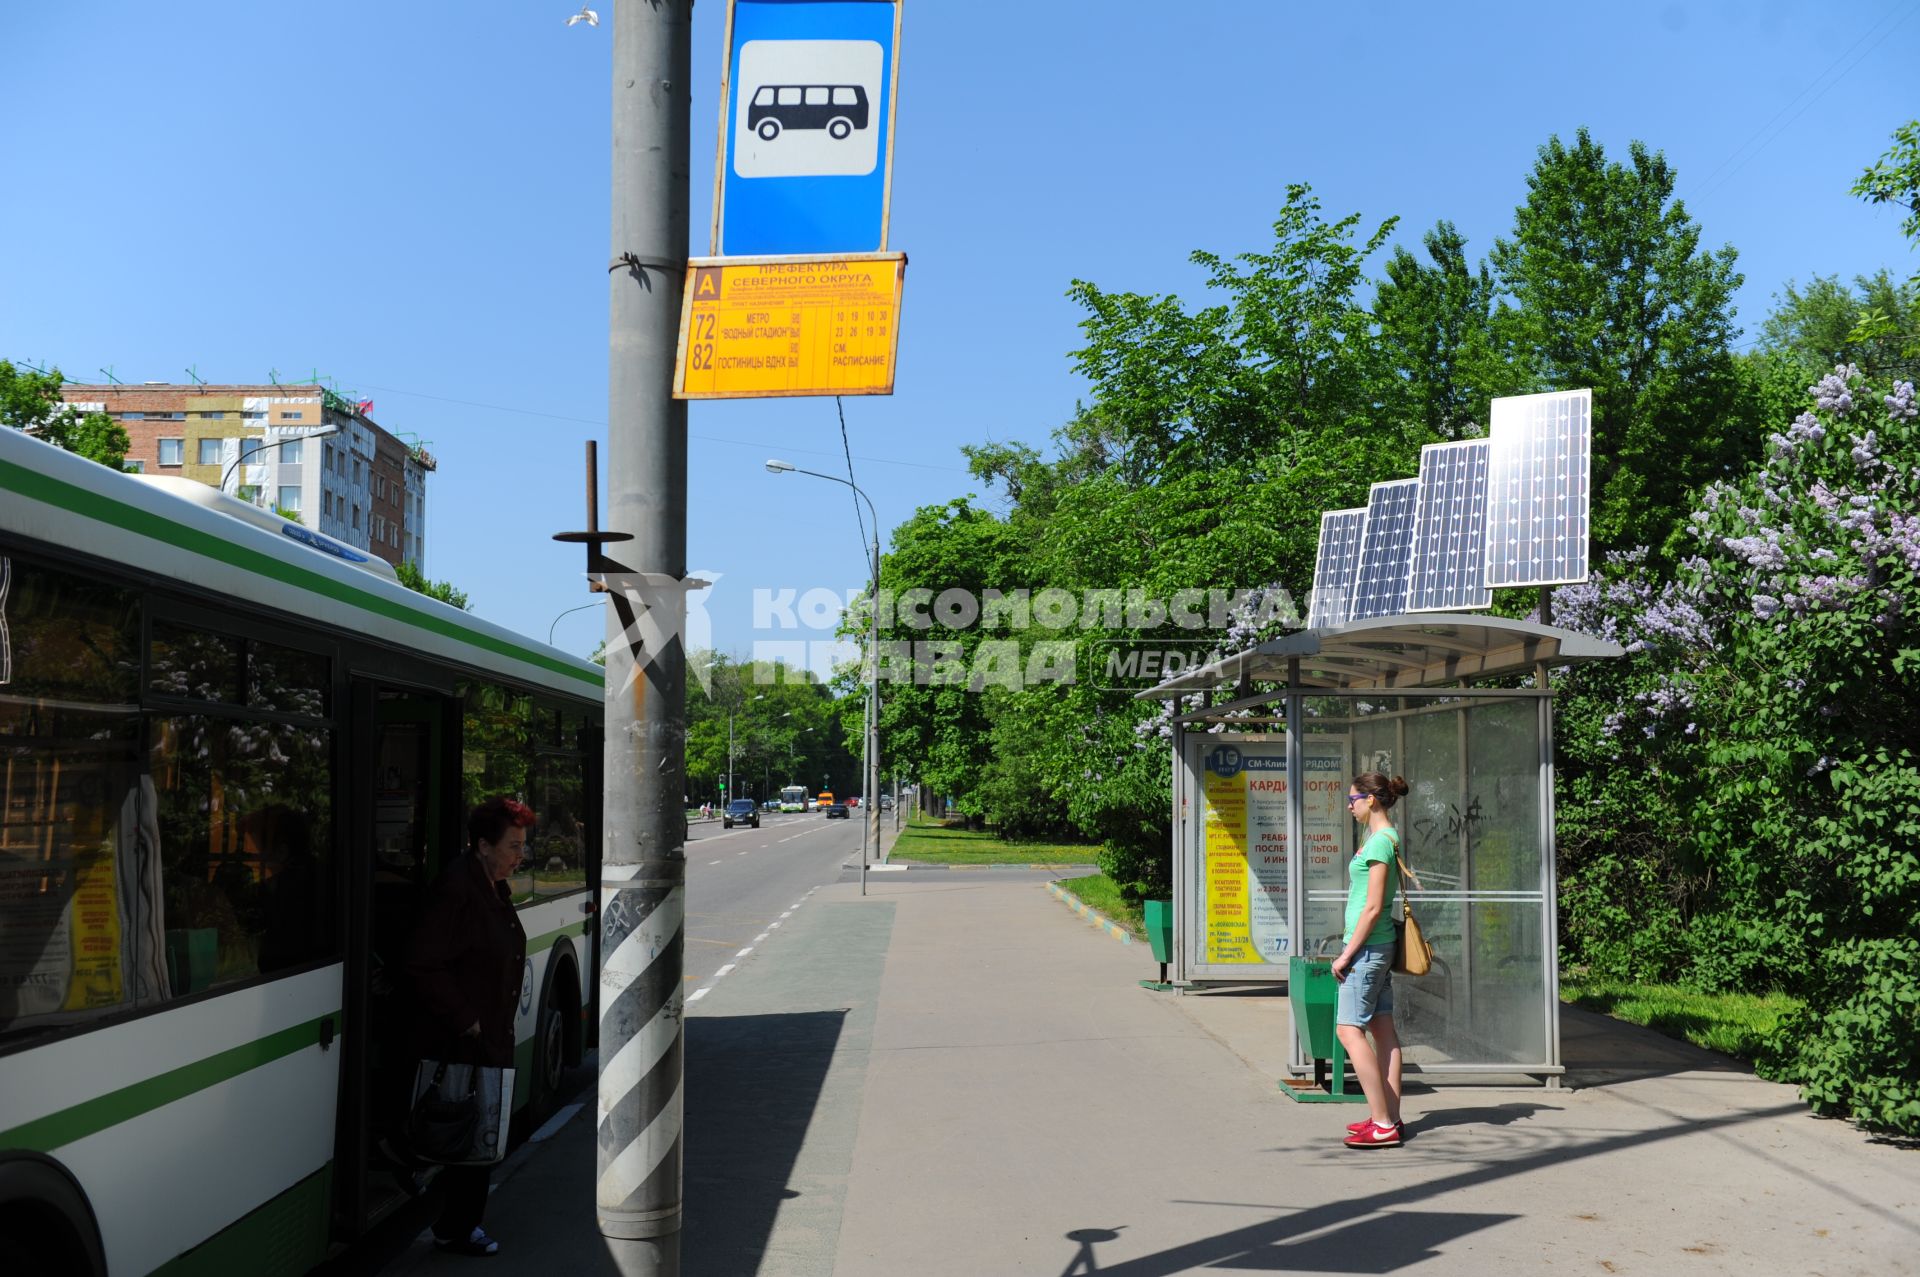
673,254,906,400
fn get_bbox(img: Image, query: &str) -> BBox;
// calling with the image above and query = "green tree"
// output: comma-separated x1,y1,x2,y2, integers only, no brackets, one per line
1489,130,1750,554
1848,120,1920,360
0,360,129,469
1371,220,1519,439
395,558,472,611
1758,271,1920,383
1061,184,1398,484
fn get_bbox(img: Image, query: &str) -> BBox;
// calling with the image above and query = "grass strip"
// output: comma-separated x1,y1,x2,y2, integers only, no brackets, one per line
1056,872,1146,936
887,816,1099,867
1559,976,1802,1064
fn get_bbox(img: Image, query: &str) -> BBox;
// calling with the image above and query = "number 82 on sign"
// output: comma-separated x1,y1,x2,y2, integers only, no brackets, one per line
672,252,906,399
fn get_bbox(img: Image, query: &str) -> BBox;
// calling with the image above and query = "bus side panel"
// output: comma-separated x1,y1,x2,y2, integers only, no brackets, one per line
0,965,343,1277
512,894,591,1109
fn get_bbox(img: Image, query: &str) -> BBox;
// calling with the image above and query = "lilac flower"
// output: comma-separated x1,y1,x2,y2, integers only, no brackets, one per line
1851,431,1880,471
1886,381,1917,421
1811,364,1858,415
1752,594,1781,620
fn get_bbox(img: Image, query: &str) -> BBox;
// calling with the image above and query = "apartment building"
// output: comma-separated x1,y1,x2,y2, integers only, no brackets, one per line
58,382,435,570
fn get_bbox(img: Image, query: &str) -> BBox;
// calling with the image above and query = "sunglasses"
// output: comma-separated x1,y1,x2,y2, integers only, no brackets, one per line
1346,793,1367,806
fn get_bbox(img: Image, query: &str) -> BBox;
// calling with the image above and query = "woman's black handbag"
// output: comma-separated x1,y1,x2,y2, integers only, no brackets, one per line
405,1060,513,1165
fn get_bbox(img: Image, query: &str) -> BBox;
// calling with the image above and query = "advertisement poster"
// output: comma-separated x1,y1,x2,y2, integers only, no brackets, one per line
1197,737,1351,966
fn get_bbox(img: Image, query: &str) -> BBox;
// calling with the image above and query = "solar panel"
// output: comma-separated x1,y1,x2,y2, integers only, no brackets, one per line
1485,389,1592,588
1306,508,1366,629
1348,479,1421,621
1405,439,1493,613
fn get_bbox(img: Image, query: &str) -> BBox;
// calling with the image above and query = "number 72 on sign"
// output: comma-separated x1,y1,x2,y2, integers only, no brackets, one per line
672,253,906,399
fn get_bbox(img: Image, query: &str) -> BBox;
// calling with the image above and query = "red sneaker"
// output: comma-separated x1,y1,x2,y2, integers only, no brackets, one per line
1344,1121,1403,1148
1346,1118,1404,1134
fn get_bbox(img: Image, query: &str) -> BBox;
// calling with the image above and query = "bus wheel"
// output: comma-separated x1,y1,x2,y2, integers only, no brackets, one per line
757,119,780,141
828,117,852,140
535,974,573,1105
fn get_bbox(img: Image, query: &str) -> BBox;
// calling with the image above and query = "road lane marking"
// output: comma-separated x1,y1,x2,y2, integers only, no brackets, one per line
530,1101,585,1144
687,988,710,1003
714,963,736,978
735,947,753,957
754,932,769,943
709,860,721,865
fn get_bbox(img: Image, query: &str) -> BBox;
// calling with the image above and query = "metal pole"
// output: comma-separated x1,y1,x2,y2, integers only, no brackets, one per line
858,680,870,894
868,532,881,868
727,713,734,806
597,2,689,1273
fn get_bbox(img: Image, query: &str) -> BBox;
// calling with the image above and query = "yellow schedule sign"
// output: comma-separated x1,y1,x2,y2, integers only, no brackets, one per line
673,254,905,399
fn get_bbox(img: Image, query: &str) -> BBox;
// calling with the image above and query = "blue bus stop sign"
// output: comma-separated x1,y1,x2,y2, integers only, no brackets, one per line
713,0,901,257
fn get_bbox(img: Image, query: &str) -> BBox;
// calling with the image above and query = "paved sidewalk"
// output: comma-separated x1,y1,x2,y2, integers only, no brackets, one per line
385,876,1920,1276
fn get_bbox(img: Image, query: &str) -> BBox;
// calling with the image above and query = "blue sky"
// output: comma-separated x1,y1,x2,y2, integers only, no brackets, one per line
3,1,1916,679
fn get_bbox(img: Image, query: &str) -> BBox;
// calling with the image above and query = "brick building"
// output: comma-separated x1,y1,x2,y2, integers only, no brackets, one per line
58,382,435,569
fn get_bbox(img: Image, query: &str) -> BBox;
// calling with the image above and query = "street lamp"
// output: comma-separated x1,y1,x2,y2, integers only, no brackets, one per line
766,458,882,895
222,425,341,502
727,693,766,803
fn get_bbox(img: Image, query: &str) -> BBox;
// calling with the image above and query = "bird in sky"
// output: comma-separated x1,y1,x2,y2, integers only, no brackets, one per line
565,5,599,27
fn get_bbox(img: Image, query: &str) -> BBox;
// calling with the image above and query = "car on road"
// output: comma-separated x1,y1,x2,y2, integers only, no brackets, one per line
761,799,779,812
879,795,895,811
825,798,850,819
723,798,760,829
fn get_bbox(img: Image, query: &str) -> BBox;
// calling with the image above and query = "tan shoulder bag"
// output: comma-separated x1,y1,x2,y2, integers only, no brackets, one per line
1391,844,1433,976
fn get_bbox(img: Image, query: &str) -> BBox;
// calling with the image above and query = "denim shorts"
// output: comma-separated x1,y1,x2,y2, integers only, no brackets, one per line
1336,943,1395,1027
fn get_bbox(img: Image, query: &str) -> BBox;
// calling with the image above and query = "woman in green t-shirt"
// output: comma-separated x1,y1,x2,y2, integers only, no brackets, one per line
1330,771,1410,1148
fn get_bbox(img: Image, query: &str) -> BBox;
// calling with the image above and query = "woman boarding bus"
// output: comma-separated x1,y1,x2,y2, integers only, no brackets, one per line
0,427,603,1275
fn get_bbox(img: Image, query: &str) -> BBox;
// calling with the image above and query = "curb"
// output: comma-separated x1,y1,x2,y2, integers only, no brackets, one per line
1045,880,1135,945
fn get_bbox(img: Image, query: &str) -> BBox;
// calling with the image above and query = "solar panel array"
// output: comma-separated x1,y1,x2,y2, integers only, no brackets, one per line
1306,508,1366,629
1347,479,1422,621
1405,440,1493,612
1485,389,1592,588
1302,387,1591,628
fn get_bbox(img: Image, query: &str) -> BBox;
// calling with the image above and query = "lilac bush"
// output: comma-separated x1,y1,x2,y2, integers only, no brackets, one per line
1556,365,1920,1134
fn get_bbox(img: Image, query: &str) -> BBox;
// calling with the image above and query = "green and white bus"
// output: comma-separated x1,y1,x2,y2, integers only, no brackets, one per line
778,785,808,814
0,426,604,1275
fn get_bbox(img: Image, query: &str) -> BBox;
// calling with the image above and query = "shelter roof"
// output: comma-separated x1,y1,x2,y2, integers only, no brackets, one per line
1134,614,1624,697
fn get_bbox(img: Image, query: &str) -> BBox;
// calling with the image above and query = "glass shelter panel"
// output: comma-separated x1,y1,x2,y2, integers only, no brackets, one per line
1466,698,1543,893
1297,709,1355,958
1397,898,1549,1066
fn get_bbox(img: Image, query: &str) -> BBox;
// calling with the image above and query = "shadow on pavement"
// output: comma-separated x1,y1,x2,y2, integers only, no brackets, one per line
683,1008,848,1277
1064,1098,1809,1275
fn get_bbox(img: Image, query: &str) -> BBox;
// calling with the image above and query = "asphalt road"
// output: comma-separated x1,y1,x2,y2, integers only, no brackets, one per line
679,811,880,993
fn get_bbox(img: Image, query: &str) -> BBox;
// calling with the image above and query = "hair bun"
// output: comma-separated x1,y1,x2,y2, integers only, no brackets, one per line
1388,775,1410,799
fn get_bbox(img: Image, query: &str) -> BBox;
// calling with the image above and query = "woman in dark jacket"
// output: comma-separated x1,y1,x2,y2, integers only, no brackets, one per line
406,796,533,1257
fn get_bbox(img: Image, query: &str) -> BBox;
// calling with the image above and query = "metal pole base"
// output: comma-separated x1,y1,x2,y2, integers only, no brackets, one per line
603,1231,682,1276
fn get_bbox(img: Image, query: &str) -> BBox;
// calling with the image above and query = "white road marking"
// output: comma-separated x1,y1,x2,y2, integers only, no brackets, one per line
687,988,710,1003
713,963,735,978
530,1101,585,1144
709,860,721,865
768,921,781,930
735,947,753,957
754,932,769,943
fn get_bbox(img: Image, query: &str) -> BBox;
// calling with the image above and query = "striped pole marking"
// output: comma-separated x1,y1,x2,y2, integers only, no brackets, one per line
595,861,685,1238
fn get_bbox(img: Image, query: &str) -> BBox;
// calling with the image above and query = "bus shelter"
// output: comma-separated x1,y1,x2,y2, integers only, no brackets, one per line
1139,615,1621,1084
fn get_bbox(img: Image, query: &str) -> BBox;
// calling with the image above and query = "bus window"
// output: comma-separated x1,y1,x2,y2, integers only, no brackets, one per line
805,86,829,106
149,715,335,992
0,555,146,1040
528,751,587,901
832,86,860,106
777,86,802,106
